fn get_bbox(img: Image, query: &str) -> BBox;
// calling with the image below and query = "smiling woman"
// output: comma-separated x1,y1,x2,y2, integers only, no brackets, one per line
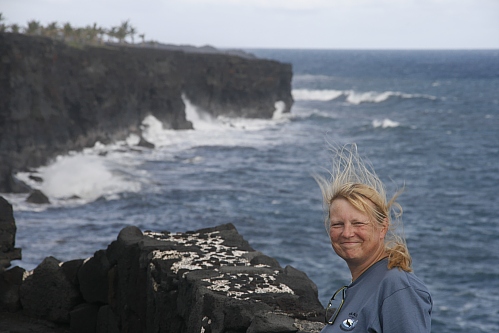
329,196,388,280
315,144,432,333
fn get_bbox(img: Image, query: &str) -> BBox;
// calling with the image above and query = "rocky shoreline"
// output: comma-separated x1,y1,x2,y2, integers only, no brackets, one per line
0,32,293,194
0,196,325,332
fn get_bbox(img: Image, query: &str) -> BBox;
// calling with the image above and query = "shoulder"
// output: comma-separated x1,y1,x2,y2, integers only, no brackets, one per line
380,268,432,308
355,260,431,300
379,267,430,294
384,268,430,293
375,269,433,333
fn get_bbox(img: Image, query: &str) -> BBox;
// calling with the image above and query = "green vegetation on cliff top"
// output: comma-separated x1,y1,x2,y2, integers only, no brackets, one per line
0,13,148,46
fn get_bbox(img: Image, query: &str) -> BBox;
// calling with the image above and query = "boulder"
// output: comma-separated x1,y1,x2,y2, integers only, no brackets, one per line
137,136,155,149
0,266,25,312
26,189,50,204
19,256,82,323
96,304,120,333
78,250,110,304
70,303,100,333
61,258,85,286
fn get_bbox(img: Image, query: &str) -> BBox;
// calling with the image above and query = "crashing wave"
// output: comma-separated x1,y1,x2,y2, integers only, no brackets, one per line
292,89,437,104
372,118,400,128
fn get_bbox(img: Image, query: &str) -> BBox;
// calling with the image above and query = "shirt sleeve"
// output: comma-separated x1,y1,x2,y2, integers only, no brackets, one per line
376,285,432,333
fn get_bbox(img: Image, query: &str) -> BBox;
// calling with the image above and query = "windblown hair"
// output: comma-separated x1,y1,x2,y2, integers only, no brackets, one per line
314,143,412,272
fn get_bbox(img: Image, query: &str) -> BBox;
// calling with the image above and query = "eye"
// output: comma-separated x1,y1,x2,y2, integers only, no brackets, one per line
352,221,367,227
330,222,343,228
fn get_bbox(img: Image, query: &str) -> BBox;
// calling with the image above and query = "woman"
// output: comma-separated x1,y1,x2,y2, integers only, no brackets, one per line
316,144,432,333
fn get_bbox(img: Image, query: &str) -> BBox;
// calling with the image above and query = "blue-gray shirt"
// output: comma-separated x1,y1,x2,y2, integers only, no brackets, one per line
321,259,432,333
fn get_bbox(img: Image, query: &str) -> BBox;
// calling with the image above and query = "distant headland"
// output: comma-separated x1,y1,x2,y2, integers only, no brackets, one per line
0,24,293,194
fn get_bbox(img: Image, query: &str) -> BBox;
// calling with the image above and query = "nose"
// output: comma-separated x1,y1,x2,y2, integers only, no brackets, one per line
342,223,355,238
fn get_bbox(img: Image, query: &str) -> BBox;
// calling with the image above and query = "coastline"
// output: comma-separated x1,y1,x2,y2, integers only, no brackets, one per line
0,32,293,195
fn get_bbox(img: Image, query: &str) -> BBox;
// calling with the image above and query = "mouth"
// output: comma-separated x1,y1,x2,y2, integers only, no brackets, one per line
341,242,360,247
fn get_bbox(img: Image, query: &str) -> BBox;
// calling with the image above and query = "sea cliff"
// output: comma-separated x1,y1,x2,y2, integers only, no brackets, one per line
0,33,293,193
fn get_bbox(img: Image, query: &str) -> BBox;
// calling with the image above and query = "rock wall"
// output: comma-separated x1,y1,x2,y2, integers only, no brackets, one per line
0,195,325,333
0,33,293,193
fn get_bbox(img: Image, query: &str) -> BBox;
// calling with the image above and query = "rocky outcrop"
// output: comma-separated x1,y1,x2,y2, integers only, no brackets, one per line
0,33,293,193
0,196,21,272
0,195,325,332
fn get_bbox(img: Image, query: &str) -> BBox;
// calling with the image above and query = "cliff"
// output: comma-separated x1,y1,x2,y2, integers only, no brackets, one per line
0,33,293,193
0,196,325,333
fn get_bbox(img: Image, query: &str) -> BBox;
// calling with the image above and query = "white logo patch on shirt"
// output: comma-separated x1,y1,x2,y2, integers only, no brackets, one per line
340,318,358,331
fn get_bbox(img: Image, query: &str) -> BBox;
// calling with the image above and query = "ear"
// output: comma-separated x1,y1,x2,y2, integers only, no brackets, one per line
379,218,389,239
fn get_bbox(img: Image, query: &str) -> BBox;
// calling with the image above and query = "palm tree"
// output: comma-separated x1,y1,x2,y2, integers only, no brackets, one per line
9,23,21,33
116,20,130,44
139,33,145,44
107,26,117,43
44,21,59,38
25,20,42,35
0,13,5,32
62,22,73,41
115,27,127,44
95,24,106,44
73,27,84,44
87,23,102,44
129,25,136,44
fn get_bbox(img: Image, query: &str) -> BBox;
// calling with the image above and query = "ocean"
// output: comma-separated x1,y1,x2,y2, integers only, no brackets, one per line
3,49,499,332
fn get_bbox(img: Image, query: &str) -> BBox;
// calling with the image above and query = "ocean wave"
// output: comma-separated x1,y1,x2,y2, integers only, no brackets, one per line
9,151,144,211
6,98,294,211
138,96,293,150
292,89,343,101
290,105,339,120
293,74,333,83
292,89,437,104
183,95,291,131
372,118,400,129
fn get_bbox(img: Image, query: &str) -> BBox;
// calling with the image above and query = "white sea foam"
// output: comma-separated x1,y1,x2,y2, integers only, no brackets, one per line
346,91,393,104
4,97,294,212
121,97,293,154
289,105,338,120
183,95,291,131
292,89,437,104
272,101,287,120
8,137,148,211
372,118,400,128
16,153,142,205
292,89,343,101
184,97,220,131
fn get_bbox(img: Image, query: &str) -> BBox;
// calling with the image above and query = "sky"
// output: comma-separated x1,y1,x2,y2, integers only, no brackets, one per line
1,0,498,49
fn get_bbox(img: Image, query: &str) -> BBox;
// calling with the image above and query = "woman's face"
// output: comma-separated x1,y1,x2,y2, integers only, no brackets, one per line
329,197,387,267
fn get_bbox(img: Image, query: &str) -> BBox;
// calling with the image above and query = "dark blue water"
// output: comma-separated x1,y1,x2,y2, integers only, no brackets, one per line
4,49,499,332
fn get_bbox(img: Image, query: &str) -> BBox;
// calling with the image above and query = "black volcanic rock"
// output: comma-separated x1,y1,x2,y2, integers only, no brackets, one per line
0,196,21,271
0,218,324,332
0,33,293,193
101,223,324,333
19,256,82,323
26,189,50,204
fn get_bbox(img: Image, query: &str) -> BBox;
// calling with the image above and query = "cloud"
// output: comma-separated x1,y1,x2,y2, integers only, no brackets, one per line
178,0,472,10
179,0,359,10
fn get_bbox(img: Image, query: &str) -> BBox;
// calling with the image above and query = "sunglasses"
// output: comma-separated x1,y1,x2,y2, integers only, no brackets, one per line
325,285,348,325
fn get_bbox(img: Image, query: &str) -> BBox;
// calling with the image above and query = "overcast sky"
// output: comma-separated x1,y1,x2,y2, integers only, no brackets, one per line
2,0,498,49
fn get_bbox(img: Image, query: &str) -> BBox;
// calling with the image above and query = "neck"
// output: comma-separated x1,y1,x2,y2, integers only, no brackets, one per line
348,250,388,282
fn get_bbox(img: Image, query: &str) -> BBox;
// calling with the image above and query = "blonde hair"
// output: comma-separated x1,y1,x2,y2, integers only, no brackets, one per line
314,143,412,272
